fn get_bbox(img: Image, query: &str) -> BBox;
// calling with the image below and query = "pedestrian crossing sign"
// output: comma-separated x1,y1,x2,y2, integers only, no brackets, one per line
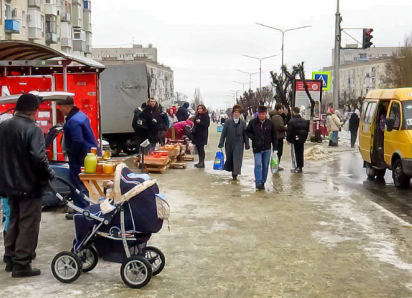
312,71,331,91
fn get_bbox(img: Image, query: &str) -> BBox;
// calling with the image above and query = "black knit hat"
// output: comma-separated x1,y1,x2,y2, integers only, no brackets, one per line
56,96,74,106
16,94,40,112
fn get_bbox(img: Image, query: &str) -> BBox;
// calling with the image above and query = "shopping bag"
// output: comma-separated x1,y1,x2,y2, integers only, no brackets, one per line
270,151,279,174
343,120,349,131
213,150,224,170
327,132,333,141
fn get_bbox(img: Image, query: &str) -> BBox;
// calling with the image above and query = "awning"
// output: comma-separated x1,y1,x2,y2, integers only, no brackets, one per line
0,40,105,69
0,91,75,105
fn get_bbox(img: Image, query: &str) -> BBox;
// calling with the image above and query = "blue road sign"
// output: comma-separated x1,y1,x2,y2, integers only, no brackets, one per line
312,71,331,91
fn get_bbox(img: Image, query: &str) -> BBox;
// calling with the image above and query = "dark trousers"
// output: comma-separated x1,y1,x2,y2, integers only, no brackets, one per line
294,143,305,168
350,130,358,148
4,195,42,266
277,139,284,162
69,163,89,209
196,144,205,163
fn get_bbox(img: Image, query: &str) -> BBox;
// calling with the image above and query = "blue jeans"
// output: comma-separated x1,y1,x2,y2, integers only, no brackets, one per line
254,150,271,185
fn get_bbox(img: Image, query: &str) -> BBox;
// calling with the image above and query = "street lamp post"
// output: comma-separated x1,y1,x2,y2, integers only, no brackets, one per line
236,70,259,91
242,54,278,90
233,81,248,93
255,23,311,78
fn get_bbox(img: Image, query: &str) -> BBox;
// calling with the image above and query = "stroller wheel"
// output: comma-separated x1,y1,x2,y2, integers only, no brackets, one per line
120,256,152,289
78,246,99,273
142,246,165,276
51,251,82,283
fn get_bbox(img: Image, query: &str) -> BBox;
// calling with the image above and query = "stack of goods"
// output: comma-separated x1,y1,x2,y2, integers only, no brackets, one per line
143,151,171,174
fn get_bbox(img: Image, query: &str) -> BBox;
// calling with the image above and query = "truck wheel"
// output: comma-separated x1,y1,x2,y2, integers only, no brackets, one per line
365,162,376,179
123,147,137,155
393,160,411,188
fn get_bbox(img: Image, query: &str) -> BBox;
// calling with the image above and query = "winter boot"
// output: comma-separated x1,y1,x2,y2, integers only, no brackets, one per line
232,174,238,180
12,263,41,278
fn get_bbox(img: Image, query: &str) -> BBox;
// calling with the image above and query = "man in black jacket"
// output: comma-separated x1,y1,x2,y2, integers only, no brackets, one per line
246,106,277,190
287,107,309,173
176,102,190,122
0,94,54,278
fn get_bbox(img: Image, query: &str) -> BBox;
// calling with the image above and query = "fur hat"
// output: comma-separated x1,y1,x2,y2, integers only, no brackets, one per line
232,104,243,114
16,94,40,112
56,96,74,106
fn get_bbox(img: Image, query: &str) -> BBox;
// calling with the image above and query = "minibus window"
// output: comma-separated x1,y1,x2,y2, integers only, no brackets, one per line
403,100,412,129
364,102,377,124
389,102,401,130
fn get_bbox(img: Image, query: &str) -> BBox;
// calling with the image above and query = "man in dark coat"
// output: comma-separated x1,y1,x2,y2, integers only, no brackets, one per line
349,111,360,148
218,105,250,180
58,97,97,212
246,106,277,190
287,107,309,173
132,102,148,153
192,104,210,168
176,102,190,122
269,103,287,170
0,94,54,277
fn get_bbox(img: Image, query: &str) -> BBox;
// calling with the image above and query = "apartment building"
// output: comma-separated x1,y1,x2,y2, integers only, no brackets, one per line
92,44,158,63
0,0,92,57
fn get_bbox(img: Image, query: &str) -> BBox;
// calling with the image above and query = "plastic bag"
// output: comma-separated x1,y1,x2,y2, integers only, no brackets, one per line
327,132,333,141
213,150,224,170
189,143,197,155
270,150,279,174
343,120,349,131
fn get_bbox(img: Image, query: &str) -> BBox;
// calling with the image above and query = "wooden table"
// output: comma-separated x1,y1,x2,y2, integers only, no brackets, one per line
79,172,115,201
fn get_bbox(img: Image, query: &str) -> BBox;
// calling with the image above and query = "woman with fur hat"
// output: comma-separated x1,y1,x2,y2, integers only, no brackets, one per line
218,105,250,180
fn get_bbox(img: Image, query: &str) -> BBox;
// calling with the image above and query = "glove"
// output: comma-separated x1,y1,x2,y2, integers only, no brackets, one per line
245,145,250,150
49,169,56,181
218,145,223,149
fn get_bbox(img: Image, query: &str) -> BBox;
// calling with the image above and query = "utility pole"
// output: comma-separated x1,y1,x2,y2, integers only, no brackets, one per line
333,0,342,109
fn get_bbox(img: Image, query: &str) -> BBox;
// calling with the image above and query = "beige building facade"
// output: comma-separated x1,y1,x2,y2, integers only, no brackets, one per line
0,0,92,56
92,44,158,63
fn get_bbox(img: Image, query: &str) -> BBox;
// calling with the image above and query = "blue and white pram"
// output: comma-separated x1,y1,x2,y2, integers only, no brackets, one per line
50,163,169,289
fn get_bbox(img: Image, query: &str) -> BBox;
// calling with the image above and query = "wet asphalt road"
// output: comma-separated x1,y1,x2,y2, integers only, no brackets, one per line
1,124,412,297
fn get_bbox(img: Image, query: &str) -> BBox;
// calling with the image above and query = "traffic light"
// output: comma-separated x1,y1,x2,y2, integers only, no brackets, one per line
363,28,373,49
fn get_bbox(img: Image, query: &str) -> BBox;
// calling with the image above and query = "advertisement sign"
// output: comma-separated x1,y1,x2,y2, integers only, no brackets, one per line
293,79,322,119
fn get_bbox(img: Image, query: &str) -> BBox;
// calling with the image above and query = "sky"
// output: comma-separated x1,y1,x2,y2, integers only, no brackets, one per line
92,0,412,109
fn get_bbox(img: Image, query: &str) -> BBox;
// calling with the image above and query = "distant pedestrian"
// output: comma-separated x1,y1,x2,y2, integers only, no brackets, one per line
176,102,190,122
167,108,178,127
193,104,210,168
286,107,309,173
156,105,169,146
57,97,97,213
132,102,148,151
349,110,360,148
246,106,276,190
218,105,250,180
269,103,287,171
326,110,341,146
0,94,55,277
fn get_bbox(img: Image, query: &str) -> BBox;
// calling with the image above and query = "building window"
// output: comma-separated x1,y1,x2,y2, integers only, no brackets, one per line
46,15,57,33
359,53,367,60
22,11,26,27
5,3,11,20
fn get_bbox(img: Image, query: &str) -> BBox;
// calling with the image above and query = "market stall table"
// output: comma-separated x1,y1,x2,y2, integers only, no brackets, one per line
79,172,115,202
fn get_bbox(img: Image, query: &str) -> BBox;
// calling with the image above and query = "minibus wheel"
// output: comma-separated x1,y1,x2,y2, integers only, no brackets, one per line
365,162,377,179
393,160,411,188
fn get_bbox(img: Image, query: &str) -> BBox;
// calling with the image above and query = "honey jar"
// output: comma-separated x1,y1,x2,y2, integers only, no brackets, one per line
103,163,115,174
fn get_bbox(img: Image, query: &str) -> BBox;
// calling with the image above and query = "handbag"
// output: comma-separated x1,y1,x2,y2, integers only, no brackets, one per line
213,150,224,170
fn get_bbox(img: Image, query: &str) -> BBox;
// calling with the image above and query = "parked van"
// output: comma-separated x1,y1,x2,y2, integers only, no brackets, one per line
359,88,412,188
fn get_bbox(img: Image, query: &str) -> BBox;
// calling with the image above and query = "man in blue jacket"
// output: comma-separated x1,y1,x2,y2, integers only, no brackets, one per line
57,97,97,214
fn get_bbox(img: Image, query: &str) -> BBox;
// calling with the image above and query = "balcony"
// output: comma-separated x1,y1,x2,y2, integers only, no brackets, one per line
61,38,73,48
28,0,41,8
5,20,20,34
73,40,86,52
45,4,58,16
85,45,92,54
46,32,58,43
61,13,71,22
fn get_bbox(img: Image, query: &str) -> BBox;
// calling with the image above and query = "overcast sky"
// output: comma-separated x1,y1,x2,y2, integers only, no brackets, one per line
93,0,412,109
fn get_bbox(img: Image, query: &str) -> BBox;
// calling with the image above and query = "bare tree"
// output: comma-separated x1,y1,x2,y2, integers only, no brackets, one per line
382,36,412,87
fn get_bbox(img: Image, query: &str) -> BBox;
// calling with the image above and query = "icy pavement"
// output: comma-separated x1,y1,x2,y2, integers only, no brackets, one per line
1,125,412,297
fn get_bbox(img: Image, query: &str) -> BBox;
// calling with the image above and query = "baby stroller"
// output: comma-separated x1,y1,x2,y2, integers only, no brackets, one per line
49,163,170,288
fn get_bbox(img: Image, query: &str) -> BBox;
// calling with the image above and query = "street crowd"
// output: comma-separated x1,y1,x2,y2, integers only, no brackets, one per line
0,94,361,280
